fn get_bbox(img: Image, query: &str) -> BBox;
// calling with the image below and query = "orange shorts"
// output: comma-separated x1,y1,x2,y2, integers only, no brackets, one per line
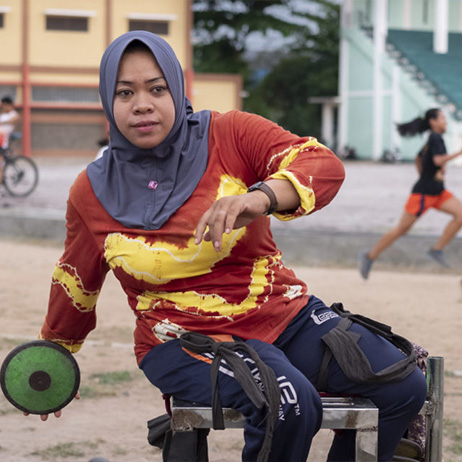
405,190,454,217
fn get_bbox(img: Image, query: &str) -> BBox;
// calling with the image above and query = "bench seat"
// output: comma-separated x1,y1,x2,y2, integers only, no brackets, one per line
167,356,444,462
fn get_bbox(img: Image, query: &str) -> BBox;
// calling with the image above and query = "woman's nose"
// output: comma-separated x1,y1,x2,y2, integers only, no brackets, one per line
134,92,154,113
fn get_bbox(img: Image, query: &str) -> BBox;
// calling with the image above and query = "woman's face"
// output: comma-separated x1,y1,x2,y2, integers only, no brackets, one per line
429,111,447,134
113,49,175,149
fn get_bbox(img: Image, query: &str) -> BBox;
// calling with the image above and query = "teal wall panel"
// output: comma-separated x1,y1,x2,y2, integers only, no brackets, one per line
347,96,374,158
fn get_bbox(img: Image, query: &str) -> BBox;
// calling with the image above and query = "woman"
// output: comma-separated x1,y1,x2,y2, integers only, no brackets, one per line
36,31,426,461
360,108,462,279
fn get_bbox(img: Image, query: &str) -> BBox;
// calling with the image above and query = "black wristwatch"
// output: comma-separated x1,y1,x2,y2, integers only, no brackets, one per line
247,181,278,215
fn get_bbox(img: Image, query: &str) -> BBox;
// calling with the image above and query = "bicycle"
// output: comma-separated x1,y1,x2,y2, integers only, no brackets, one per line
0,132,39,197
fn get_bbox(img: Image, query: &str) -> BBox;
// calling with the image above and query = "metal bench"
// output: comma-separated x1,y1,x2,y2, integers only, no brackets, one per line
165,356,443,462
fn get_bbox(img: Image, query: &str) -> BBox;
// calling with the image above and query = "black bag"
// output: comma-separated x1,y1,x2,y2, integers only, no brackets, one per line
147,413,209,461
147,413,171,449
162,429,210,462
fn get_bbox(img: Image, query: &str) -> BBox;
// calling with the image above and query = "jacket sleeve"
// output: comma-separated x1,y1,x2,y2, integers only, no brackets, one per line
230,111,346,220
40,178,110,353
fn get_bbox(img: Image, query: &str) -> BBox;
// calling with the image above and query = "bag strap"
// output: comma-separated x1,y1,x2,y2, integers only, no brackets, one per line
317,303,416,390
180,332,280,462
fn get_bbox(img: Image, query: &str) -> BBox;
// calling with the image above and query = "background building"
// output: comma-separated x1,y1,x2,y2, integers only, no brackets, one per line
331,0,462,161
0,0,242,157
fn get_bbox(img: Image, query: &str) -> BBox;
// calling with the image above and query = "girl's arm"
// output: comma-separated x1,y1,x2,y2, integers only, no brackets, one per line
414,154,422,175
433,148,462,167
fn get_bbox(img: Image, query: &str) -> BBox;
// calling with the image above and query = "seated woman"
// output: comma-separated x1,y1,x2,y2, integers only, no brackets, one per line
34,31,427,462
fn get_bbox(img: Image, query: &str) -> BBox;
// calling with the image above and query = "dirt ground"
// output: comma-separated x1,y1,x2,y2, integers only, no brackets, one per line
0,237,461,462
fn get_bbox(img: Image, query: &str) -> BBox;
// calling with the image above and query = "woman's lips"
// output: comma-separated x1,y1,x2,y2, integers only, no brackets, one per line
133,121,158,132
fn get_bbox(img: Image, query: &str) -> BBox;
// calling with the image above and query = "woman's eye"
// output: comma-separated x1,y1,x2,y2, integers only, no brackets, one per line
152,86,167,94
116,89,131,98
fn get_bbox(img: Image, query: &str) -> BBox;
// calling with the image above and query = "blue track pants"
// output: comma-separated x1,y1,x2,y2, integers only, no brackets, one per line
140,296,427,461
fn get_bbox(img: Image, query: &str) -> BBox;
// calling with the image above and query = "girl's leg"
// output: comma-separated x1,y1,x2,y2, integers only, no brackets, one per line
140,338,323,462
368,211,418,260
274,297,427,462
432,196,462,250
360,210,418,278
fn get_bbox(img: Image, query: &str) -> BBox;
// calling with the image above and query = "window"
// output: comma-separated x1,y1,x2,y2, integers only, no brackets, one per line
31,86,100,104
44,9,96,32
127,13,177,36
0,6,11,28
46,16,88,31
129,20,169,35
0,86,17,101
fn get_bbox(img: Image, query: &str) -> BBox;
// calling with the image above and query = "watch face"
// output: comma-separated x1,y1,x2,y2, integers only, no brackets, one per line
248,181,264,192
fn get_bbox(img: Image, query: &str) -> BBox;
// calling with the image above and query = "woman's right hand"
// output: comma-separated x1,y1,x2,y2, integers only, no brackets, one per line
22,391,80,421
23,410,62,421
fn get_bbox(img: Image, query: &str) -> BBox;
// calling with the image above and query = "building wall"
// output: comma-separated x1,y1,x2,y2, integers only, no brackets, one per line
111,0,188,67
0,1,22,67
0,0,242,157
340,0,462,160
193,74,243,113
28,1,106,69
31,110,108,156
354,0,462,32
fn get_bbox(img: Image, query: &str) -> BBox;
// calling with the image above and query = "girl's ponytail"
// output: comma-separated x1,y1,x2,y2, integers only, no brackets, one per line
396,108,440,137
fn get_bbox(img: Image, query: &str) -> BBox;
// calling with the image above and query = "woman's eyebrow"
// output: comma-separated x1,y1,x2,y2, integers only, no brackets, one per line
116,76,166,85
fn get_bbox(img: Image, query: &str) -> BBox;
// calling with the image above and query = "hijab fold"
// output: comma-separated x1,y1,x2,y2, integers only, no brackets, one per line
87,30,211,230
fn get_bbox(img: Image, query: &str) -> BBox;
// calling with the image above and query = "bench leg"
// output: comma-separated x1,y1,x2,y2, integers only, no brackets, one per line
425,356,444,462
355,429,378,462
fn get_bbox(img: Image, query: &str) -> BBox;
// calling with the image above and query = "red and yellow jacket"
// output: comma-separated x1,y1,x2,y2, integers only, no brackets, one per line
41,110,345,364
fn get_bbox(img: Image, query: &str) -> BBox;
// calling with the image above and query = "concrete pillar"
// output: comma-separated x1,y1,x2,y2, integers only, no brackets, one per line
338,0,353,154
391,65,401,153
372,0,388,160
403,0,412,30
434,0,448,54
321,103,335,148
460,0,462,33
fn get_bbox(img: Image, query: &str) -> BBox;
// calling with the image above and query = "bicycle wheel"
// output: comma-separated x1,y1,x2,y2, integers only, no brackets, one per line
3,155,39,197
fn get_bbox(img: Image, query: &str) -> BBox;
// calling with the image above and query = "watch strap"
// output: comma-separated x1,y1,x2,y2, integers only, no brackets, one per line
247,181,278,215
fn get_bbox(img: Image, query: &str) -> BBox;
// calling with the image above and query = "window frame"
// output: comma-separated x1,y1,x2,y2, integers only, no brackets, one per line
127,12,177,36
43,8,96,32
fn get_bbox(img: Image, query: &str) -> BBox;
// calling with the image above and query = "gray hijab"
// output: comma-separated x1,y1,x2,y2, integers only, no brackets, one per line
87,31,211,230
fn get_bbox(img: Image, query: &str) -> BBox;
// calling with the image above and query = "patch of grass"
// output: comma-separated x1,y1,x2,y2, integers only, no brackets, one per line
111,446,129,456
85,439,105,450
444,371,461,378
90,370,133,385
79,370,135,399
444,419,462,456
30,442,85,460
30,439,105,460
78,385,117,399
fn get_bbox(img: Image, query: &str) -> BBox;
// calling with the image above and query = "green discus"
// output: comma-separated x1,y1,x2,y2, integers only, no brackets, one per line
0,340,80,414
